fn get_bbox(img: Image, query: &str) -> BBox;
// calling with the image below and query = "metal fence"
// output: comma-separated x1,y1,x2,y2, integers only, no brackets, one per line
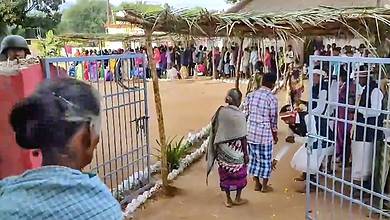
306,55,390,219
43,54,151,205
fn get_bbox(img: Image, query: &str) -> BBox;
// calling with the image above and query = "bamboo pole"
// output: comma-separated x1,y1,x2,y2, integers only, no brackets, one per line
212,39,217,79
145,29,169,189
275,36,280,83
257,39,261,64
235,37,244,89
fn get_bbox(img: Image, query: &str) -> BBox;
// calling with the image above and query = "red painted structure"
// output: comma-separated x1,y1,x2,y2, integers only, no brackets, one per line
0,63,66,179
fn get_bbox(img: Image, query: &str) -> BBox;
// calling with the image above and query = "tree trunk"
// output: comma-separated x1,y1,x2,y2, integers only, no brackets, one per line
145,29,169,189
235,37,244,89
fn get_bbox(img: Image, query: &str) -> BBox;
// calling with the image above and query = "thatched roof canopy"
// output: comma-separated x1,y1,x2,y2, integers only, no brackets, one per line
116,6,390,42
58,33,168,42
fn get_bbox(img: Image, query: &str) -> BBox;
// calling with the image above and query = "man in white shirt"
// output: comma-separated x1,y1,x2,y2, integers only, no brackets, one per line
250,47,258,75
241,48,250,78
351,69,384,189
229,47,236,77
285,45,295,67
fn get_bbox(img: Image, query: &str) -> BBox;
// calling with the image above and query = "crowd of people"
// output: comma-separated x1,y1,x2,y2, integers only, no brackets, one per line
69,47,148,81
68,42,296,82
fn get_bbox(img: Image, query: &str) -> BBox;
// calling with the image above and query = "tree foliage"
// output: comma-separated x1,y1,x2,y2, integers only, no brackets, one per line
0,0,63,36
57,0,107,34
37,30,63,57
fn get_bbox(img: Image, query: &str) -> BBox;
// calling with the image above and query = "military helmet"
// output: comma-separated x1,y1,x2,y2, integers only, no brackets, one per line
0,35,31,55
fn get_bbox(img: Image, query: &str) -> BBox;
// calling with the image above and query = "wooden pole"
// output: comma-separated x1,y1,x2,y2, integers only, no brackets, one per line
257,39,261,63
235,37,244,89
145,29,169,189
212,39,217,79
275,37,279,83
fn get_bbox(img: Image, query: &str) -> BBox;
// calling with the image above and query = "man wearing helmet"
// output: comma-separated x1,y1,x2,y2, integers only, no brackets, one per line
0,35,31,61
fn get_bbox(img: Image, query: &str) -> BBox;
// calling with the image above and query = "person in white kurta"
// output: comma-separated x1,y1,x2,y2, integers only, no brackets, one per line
351,71,384,183
167,66,179,80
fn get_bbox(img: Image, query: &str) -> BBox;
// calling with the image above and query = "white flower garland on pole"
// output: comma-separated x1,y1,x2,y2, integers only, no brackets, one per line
124,130,210,217
113,124,211,195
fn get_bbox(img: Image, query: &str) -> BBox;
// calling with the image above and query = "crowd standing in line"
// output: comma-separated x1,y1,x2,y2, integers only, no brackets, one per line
69,42,291,82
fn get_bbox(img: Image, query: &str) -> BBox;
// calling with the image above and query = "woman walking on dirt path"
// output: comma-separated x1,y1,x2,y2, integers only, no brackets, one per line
241,74,278,193
0,78,122,219
207,88,249,208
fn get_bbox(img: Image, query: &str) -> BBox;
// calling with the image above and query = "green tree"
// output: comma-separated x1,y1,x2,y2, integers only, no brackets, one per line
57,0,107,34
37,30,63,57
0,0,63,37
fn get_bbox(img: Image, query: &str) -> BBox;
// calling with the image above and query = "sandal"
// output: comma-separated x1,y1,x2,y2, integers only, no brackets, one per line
233,199,248,206
261,185,274,193
225,201,233,208
254,183,262,191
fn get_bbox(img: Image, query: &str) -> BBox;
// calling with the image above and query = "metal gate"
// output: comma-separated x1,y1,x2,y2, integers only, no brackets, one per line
306,55,390,219
43,54,151,205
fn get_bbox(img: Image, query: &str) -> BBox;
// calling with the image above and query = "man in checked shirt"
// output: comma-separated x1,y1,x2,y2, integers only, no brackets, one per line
241,74,278,193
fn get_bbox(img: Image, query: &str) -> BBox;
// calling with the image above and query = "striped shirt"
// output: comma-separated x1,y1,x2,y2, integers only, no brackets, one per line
241,87,278,144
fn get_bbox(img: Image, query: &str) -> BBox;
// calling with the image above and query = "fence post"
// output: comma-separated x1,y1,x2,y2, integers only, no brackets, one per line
145,29,169,190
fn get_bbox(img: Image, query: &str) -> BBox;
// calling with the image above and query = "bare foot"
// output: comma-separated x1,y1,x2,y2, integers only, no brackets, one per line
233,198,248,206
225,201,233,208
254,183,262,191
261,185,274,193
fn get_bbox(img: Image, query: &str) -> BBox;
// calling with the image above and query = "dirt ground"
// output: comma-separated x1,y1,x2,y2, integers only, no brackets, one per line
132,79,372,220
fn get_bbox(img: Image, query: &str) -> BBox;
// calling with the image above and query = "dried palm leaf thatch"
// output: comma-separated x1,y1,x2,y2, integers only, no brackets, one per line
116,5,390,46
58,32,169,42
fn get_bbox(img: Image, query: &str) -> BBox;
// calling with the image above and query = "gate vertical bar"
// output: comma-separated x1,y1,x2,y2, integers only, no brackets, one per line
306,56,314,219
142,53,151,182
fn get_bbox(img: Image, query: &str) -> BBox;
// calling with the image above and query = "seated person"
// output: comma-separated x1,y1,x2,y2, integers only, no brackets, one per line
280,103,308,138
284,90,307,143
280,104,334,183
167,65,180,80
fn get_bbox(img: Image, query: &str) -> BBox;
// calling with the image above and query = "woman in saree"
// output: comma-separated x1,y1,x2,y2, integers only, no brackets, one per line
0,78,122,219
89,53,98,82
207,88,249,208
83,50,90,81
